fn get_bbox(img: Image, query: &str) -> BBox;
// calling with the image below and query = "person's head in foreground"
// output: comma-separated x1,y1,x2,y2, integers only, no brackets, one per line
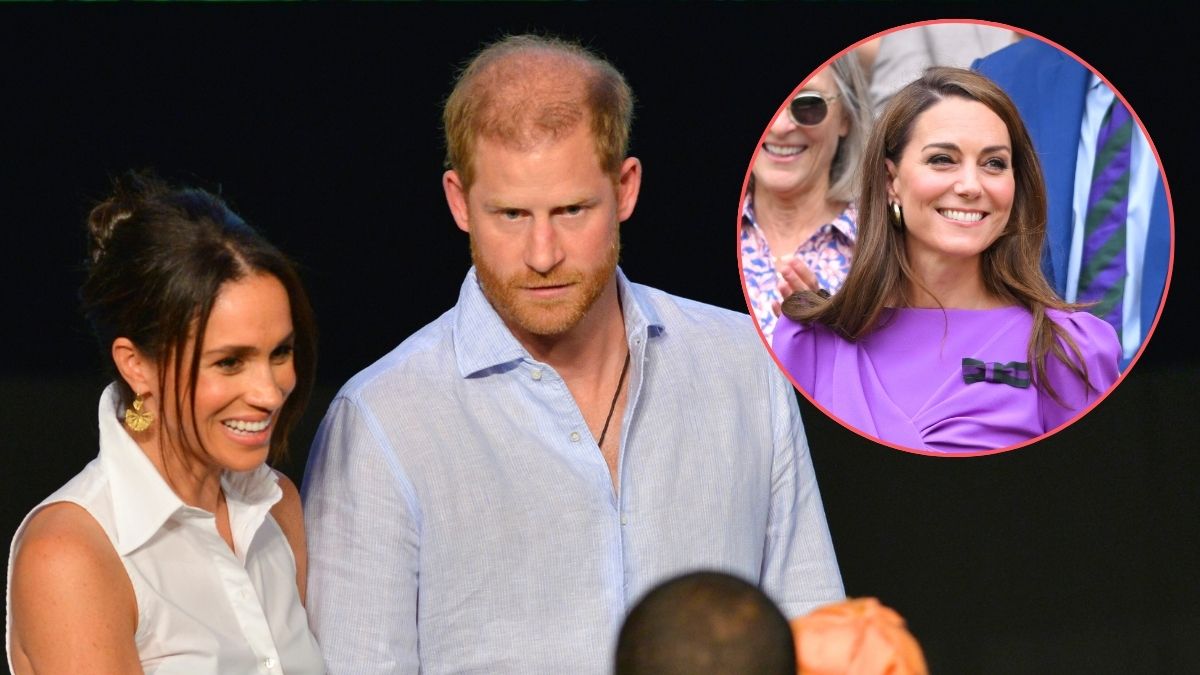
615,571,797,675
7,171,319,674
441,33,641,353
774,67,1119,452
790,597,928,675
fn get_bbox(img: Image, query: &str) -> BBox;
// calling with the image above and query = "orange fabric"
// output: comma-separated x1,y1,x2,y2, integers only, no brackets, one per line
790,597,928,675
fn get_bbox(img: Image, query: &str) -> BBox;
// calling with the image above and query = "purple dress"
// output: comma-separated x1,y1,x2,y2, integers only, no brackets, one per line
772,306,1121,453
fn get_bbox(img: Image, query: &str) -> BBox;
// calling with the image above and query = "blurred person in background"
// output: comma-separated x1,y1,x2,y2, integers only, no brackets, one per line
740,52,872,338
859,22,1019,115
975,36,1170,370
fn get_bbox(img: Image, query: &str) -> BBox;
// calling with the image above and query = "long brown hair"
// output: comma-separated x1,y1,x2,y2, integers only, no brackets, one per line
782,67,1093,405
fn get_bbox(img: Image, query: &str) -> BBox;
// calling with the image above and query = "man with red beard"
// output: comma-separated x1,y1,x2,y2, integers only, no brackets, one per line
302,34,843,675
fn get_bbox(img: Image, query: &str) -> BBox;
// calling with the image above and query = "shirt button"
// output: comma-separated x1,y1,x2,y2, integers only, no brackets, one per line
570,431,581,442
531,369,542,381
263,657,275,669
620,515,628,526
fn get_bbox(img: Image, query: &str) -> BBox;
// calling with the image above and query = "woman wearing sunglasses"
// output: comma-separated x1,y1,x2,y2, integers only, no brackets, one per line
740,53,873,338
771,68,1120,453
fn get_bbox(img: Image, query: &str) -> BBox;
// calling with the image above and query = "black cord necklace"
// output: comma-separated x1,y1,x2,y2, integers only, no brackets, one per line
597,349,631,448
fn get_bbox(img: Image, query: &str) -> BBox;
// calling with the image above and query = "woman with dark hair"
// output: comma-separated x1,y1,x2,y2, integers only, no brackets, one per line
740,52,873,338
772,67,1120,453
6,173,323,673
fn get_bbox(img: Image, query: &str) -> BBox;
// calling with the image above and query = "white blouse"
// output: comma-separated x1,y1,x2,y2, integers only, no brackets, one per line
6,384,324,674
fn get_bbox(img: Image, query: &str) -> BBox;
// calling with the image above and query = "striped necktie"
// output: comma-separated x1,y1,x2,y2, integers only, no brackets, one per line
1076,99,1133,340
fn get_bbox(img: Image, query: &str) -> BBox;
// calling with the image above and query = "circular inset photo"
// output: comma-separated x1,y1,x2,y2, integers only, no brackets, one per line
738,20,1173,456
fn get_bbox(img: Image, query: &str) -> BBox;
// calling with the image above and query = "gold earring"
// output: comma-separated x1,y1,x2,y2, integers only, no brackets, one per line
124,393,154,432
889,202,904,230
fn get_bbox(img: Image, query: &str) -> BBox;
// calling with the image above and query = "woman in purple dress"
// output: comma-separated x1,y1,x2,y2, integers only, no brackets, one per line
771,67,1120,454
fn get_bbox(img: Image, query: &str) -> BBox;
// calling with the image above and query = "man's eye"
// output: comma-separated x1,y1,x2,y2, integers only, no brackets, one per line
564,205,583,216
502,209,522,220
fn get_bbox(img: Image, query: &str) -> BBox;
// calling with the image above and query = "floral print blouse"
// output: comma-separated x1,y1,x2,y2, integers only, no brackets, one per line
740,194,857,338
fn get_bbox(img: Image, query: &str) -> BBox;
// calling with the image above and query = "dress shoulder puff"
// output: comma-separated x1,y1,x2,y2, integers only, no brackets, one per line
770,314,825,394
1040,309,1122,430
1048,310,1121,376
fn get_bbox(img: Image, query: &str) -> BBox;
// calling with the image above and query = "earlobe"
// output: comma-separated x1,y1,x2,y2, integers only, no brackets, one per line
616,157,642,222
442,170,471,233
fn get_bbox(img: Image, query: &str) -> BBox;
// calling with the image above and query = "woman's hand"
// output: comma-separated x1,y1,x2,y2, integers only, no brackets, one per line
771,254,820,316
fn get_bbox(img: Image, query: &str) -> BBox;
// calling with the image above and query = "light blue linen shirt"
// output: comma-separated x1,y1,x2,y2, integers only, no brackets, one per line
302,268,843,675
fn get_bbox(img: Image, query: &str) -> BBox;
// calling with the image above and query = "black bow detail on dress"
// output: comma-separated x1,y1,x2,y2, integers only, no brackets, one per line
961,358,1031,389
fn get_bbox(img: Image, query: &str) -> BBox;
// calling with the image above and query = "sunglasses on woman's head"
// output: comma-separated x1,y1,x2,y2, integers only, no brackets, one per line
788,92,840,126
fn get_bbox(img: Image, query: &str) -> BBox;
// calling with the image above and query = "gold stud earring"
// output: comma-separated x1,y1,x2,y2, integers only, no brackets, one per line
124,393,154,432
889,202,904,230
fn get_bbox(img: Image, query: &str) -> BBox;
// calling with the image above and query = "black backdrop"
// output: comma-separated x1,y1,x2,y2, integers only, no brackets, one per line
2,4,1195,674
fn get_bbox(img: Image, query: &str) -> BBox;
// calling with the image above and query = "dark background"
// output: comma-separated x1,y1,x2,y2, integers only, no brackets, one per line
2,4,1194,674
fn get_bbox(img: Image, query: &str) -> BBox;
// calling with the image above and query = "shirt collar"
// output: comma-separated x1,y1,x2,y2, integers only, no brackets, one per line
741,192,757,227
222,464,283,563
831,202,858,241
741,193,857,242
98,383,281,557
453,266,664,377
617,268,665,345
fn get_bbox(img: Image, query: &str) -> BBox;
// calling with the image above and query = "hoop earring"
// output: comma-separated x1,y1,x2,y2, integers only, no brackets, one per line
125,393,154,432
889,202,904,230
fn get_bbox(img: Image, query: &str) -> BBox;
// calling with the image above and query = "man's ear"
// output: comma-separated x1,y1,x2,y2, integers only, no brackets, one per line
111,337,154,396
616,157,642,222
443,170,471,233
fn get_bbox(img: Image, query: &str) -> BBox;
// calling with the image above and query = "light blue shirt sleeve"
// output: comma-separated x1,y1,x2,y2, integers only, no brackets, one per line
303,395,422,674
761,360,845,618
